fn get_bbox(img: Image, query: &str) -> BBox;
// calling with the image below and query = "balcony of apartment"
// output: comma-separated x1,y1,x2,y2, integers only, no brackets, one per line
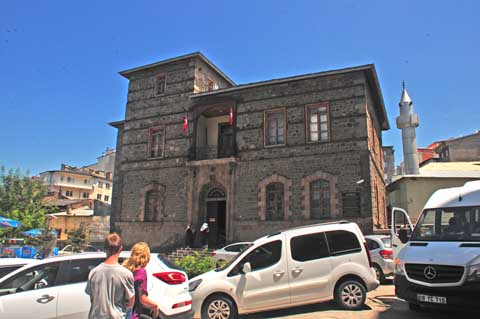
188,102,237,162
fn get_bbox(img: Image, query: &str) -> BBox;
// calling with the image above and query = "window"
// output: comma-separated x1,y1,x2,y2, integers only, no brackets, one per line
224,243,249,253
144,190,161,222
0,262,60,295
291,232,329,262
343,192,361,217
106,183,111,190
0,266,23,279
67,177,74,183
96,194,102,200
306,103,329,142
240,240,282,272
65,190,73,197
265,109,285,146
60,176,64,182
82,192,89,199
155,74,166,95
149,127,165,158
266,183,284,221
83,179,89,185
366,238,380,250
326,230,361,256
104,195,109,202
310,179,330,219
66,258,103,284
98,182,103,188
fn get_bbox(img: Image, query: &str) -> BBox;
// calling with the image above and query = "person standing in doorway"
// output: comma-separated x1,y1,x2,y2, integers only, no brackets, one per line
85,233,135,319
185,225,194,248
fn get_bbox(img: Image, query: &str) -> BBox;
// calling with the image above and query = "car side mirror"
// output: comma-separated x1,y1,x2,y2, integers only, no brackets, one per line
398,228,410,244
242,262,252,274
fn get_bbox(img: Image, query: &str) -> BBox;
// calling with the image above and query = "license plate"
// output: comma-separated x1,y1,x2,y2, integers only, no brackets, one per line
417,294,447,304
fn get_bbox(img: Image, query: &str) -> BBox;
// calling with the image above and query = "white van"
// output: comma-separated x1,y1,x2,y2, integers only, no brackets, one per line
391,180,480,311
189,221,378,319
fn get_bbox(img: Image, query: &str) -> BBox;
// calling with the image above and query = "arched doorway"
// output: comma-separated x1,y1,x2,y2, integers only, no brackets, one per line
199,184,227,248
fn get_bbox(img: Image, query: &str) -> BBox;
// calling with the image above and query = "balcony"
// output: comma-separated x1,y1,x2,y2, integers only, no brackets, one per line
189,103,237,161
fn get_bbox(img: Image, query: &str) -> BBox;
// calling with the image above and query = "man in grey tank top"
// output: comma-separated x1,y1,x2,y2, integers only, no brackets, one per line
85,233,134,319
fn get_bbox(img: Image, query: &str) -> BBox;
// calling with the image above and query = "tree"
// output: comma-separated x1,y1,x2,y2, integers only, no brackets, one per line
0,166,56,238
65,222,89,252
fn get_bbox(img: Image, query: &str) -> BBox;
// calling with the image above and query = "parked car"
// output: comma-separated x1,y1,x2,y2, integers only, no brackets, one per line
392,180,480,311
189,221,378,319
0,252,193,319
0,258,39,279
364,235,393,283
58,244,100,256
211,242,251,262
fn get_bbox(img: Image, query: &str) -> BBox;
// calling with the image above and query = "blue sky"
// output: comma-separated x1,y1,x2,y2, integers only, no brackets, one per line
1,1,479,174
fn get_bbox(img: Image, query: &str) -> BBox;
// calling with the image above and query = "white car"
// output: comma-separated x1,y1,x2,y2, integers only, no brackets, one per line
58,245,100,256
365,235,394,283
0,258,39,280
0,252,193,319
211,242,251,262
189,221,378,319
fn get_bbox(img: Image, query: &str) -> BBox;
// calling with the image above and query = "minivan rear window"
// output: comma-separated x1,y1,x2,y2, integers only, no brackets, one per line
326,230,361,256
291,232,329,262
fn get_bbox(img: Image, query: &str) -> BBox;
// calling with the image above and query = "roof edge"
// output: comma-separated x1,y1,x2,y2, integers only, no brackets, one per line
118,52,236,86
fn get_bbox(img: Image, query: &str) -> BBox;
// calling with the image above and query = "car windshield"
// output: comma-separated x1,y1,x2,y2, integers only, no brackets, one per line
411,206,480,242
381,237,392,248
215,243,254,272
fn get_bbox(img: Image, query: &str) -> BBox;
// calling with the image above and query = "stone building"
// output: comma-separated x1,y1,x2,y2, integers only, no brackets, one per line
110,52,389,250
382,146,395,184
436,131,480,162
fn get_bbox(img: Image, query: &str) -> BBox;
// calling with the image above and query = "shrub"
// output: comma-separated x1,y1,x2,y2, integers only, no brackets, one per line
174,251,216,278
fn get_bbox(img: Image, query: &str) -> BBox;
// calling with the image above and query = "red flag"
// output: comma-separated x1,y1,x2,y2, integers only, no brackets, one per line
183,114,188,134
229,107,233,126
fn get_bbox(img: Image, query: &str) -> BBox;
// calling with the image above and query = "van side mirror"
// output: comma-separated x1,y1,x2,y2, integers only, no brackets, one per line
398,228,409,244
242,262,252,274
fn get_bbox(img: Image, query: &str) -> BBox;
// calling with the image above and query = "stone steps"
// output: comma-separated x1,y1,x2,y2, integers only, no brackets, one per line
167,247,213,260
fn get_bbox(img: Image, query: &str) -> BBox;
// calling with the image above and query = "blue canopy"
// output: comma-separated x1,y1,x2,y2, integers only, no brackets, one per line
0,216,21,228
22,229,57,237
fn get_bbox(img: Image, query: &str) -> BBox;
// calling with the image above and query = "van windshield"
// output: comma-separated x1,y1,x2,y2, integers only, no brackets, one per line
411,206,480,242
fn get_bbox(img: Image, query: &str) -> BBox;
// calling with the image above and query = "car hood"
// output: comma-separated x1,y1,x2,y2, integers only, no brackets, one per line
399,242,480,266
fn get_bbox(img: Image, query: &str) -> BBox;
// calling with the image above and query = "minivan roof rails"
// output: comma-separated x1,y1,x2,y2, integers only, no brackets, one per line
266,220,352,237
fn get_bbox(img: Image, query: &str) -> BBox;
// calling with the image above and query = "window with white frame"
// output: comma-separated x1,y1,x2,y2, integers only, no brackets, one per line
149,127,165,158
155,74,166,95
306,103,330,142
265,109,286,146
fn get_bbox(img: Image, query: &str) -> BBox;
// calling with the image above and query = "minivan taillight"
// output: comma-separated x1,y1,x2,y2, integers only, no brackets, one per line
379,249,393,260
153,272,186,285
363,242,373,268
172,300,192,309
210,252,216,257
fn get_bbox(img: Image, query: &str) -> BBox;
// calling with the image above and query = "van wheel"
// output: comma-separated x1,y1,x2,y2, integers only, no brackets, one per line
408,303,421,311
373,264,386,284
335,280,367,310
202,294,238,319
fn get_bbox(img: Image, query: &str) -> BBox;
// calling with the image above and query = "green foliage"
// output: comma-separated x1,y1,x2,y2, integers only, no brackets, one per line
0,166,56,238
65,222,89,252
174,251,216,278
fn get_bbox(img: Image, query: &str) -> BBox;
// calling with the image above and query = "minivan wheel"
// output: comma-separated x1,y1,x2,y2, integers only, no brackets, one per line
202,294,238,319
335,280,367,310
373,264,386,284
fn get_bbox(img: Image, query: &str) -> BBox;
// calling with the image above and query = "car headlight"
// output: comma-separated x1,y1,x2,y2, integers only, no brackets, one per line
189,279,202,292
467,264,480,282
394,258,405,275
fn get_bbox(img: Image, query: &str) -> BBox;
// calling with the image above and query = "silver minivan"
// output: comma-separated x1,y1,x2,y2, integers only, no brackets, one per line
189,221,378,319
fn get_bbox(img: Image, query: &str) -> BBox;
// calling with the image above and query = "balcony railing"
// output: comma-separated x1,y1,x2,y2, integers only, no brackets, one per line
188,145,236,161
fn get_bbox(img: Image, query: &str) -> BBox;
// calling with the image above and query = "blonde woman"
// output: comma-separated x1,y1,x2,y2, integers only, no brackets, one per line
123,242,159,319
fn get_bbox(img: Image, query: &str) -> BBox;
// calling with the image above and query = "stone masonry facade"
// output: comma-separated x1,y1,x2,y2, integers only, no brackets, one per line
110,52,390,251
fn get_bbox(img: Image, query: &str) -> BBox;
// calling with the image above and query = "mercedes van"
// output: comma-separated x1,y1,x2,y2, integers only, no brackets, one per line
391,180,480,311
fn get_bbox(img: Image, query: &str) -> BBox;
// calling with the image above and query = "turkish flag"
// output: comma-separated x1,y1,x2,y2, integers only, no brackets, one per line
229,107,233,126
183,114,188,134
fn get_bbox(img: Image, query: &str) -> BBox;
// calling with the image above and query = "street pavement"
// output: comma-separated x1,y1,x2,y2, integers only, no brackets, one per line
241,280,476,319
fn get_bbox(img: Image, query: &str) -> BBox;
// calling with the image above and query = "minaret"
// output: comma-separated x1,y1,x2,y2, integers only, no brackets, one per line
396,82,420,175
